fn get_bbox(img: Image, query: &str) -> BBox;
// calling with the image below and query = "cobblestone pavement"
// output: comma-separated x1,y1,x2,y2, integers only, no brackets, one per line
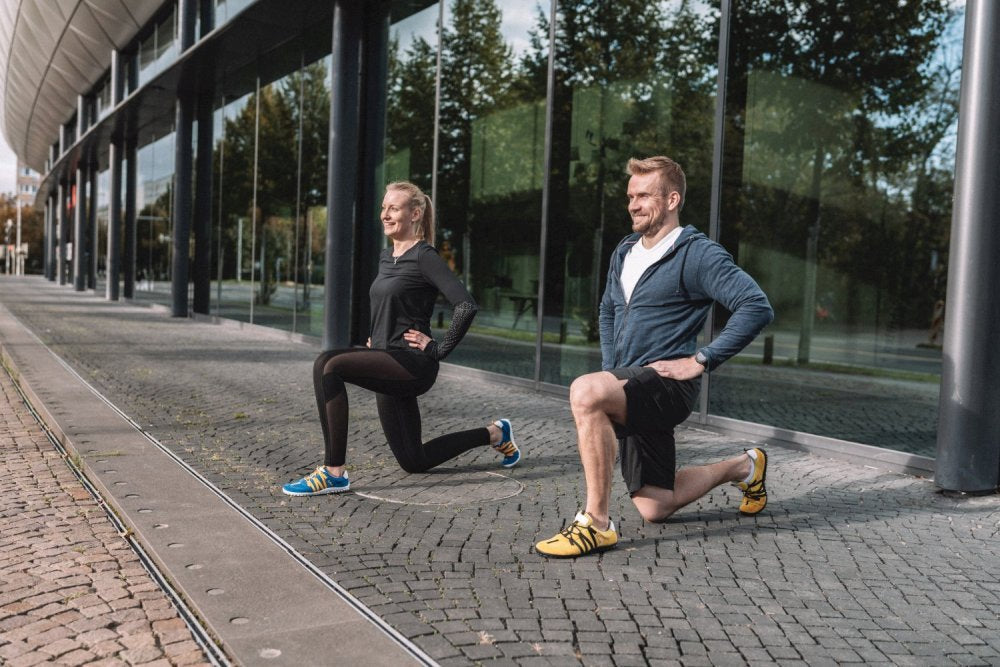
3,278,1000,666
0,359,211,666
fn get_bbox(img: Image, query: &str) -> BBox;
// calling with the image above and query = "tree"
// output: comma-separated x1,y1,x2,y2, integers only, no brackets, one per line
437,0,518,285
721,0,952,359
386,35,437,189
0,195,43,274
522,0,717,333
212,63,332,306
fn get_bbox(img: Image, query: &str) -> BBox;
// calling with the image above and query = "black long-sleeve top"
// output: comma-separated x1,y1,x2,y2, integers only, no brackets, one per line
368,241,478,362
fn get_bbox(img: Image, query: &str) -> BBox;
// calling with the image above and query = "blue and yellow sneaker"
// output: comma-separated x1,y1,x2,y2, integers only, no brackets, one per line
282,467,350,496
492,419,521,468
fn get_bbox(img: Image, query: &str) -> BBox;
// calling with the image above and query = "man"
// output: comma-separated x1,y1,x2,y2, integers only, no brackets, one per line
535,156,774,558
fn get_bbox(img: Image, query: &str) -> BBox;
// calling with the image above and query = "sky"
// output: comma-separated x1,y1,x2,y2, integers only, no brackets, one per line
0,130,18,196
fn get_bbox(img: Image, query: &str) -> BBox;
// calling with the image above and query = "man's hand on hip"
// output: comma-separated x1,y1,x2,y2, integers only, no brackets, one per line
645,357,705,381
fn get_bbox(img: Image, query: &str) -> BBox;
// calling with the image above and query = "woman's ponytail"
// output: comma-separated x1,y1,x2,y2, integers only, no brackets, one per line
422,193,435,246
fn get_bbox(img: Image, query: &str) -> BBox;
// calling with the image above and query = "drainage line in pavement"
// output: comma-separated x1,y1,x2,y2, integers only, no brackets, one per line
8,317,438,667
1,361,230,667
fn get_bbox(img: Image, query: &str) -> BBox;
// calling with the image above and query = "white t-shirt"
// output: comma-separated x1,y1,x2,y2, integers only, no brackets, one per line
620,226,683,304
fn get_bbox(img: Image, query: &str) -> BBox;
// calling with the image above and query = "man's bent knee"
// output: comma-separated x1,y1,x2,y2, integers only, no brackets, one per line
632,488,678,523
570,372,620,414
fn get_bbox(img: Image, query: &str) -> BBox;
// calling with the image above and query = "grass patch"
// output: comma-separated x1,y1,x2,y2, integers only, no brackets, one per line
732,355,939,383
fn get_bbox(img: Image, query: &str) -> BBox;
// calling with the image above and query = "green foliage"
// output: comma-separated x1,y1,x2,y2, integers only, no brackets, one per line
213,60,330,292
724,0,959,330
0,194,43,274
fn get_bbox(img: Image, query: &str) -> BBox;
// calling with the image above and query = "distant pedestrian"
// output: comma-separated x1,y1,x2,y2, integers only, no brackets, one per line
283,181,520,496
534,156,774,558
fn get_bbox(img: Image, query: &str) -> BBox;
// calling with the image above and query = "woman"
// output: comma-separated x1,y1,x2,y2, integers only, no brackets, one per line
283,181,521,496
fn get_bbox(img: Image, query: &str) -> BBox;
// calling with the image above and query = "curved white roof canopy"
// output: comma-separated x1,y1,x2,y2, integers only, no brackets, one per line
0,0,163,171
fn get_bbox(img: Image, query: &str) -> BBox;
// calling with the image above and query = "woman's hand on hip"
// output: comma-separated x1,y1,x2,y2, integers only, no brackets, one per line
403,329,433,351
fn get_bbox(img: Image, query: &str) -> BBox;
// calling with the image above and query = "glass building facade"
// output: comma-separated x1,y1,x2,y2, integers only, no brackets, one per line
383,0,963,459
27,0,969,463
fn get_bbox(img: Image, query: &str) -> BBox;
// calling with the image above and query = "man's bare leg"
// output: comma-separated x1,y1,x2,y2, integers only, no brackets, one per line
568,371,628,530
631,453,752,522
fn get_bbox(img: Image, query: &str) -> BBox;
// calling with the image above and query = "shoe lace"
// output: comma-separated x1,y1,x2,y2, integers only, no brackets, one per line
559,521,599,553
743,477,765,499
305,468,328,489
494,440,517,456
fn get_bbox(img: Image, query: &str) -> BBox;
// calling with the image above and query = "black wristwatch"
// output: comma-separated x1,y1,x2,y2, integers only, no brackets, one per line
694,350,709,368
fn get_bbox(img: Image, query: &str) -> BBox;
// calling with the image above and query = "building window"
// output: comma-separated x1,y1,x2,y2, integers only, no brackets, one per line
138,4,179,87
95,76,113,119
63,114,77,151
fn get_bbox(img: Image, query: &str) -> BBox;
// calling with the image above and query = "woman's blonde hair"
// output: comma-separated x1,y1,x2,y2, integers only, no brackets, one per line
386,181,435,245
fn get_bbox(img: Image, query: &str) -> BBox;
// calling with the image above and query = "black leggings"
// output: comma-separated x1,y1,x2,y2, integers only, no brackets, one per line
313,348,490,473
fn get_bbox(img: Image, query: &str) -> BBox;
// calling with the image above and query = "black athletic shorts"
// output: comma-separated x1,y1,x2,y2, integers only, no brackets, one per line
609,366,700,494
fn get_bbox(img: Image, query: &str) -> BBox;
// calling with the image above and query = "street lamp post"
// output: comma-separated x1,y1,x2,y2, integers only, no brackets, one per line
4,219,12,274
16,199,22,275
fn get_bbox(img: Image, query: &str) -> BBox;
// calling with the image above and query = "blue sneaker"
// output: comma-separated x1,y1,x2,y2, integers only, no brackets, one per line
282,467,350,496
492,419,520,468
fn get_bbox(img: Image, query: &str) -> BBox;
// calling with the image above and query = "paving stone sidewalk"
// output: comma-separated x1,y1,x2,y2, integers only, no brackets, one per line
3,276,1000,666
0,362,211,666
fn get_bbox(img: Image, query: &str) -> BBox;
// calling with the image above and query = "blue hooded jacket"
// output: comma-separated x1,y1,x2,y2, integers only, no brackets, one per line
599,225,773,371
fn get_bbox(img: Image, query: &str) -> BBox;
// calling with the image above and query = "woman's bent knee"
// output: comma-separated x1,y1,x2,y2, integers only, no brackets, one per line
313,351,333,374
396,457,430,474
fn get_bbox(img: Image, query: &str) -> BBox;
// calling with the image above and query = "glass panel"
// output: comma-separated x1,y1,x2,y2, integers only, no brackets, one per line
386,0,545,379
295,55,331,337
537,0,720,386
154,7,178,64
709,1,965,456
63,115,77,149
95,76,112,120
386,3,438,190
134,131,175,307
253,69,301,332
94,168,110,294
213,91,256,323
137,31,157,85
138,4,178,87
215,0,254,25
122,56,135,96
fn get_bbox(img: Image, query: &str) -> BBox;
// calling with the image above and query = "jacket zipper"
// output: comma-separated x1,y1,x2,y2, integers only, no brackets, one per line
612,231,693,367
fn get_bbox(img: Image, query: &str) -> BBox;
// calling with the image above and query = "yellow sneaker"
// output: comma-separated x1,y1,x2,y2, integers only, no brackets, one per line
736,448,768,515
535,512,618,558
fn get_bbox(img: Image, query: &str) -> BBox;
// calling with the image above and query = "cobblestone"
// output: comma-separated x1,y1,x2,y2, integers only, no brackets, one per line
0,361,210,666
3,279,1000,665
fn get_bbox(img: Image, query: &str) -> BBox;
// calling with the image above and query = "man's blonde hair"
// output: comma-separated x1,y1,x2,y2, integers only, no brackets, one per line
626,156,686,211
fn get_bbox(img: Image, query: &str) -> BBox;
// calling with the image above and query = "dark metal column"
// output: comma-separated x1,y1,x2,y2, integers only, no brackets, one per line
935,0,1000,492
192,0,215,314
353,1,390,344
532,0,558,386
323,0,363,350
73,165,86,290
171,0,198,317
88,158,99,289
44,198,53,280
698,0,734,420
172,94,195,316
192,88,214,314
123,138,138,298
107,138,123,300
58,181,68,285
